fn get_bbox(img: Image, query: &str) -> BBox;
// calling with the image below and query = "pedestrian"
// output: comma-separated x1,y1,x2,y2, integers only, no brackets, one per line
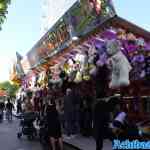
45,100,63,150
21,97,26,113
0,100,5,121
81,96,93,137
73,88,81,134
93,98,110,150
16,98,22,114
64,88,76,138
33,91,41,113
24,91,34,113
56,97,65,130
6,98,14,121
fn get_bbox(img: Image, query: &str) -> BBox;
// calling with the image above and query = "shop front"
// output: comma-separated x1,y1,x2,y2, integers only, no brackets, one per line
21,0,150,122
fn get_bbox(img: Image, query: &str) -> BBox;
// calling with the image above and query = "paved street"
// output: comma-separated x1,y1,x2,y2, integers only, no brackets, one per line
0,118,42,150
0,117,79,150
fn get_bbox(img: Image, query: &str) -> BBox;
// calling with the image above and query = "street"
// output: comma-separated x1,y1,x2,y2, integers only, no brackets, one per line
0,117,79,150
0,118,42,150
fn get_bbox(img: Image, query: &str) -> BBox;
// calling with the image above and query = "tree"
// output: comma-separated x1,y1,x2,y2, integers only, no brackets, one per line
0,0,11,30
0,81,20,97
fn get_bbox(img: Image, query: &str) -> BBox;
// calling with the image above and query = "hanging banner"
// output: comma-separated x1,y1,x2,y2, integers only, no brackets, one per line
26,18,71,68
21,55,31,74
25,0,116,69
65,0,116,37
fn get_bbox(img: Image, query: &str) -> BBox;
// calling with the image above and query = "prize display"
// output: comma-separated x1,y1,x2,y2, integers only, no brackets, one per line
106,40,132,88
23,25,150,90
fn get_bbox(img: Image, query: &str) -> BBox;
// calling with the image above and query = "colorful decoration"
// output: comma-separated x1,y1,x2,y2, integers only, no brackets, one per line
106,40,132,88
74,71,82,83
106,39,121,56
22,23,150,90
136,37,145,48
127,33,136,42
89,66,97,76
117,28,127,40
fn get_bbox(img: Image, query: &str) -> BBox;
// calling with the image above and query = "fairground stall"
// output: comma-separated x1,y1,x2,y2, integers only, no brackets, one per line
20,0,150,122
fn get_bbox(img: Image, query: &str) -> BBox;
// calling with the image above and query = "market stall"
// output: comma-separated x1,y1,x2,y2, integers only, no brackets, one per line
20,0,150,122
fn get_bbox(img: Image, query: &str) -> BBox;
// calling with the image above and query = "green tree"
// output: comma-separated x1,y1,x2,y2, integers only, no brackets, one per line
0,0,11,30
0,81,20,97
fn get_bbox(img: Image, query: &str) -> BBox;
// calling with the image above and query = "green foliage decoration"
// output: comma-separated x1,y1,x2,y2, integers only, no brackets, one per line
0,0,11,30
0,81,20,97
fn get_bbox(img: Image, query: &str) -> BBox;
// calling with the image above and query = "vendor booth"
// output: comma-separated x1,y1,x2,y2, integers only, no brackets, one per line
21,0,150,122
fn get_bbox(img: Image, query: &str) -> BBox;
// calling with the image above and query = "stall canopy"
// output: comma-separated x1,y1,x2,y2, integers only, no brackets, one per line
20,0,150,84
21,0,116,72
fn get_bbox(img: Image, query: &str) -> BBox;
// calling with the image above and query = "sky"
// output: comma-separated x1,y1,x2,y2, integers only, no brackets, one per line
0,0,149,82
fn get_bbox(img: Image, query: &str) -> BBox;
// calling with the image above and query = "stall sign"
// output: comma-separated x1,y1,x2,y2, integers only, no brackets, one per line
21,55,31,74
40,19,70,58
47,19,70,50
27,47,40,68
65,0,116,37
27,19,70,68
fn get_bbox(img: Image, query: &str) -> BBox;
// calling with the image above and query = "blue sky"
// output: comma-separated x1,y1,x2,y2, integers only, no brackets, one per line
0,0,149,82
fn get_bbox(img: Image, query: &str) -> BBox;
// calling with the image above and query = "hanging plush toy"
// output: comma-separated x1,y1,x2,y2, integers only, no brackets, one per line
125,32,137,52
75,51,89,73
127,33,136,43
136,37,145,48
106,40,132,88
74,50,89,82
106,39,120,56
74,71,82,83
49,66,63,88
117,28,127,40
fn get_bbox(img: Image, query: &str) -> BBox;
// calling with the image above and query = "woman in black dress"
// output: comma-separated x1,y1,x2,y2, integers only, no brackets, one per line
46,100,63,150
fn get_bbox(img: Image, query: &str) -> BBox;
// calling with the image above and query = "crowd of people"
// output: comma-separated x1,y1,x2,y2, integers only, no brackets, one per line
15,85,131,150
16,86,94,150
0,98,14,121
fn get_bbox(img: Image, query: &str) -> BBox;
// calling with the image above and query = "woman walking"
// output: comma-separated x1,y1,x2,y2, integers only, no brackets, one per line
45,100,63,150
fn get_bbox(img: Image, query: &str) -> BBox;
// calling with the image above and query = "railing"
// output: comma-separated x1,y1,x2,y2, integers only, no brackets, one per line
121,96,150,122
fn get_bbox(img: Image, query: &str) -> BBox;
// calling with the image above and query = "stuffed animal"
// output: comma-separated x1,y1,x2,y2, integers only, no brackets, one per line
49,66,63,87
127,33,136,42
106,39,121,56
75,51,89,73
74,71,82,83
117,28,127,40
106,40,132,88
136,37,145,48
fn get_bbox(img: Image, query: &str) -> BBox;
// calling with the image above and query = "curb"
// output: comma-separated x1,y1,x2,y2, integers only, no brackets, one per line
63,141,82,150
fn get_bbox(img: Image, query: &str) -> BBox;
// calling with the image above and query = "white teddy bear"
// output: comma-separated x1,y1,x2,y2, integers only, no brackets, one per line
75,51,89,73
106,40,132,88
